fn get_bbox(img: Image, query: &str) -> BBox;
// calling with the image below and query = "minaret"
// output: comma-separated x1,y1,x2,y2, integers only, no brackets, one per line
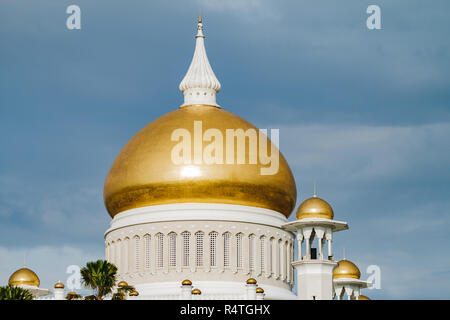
333,258,372,300
282,189,348,300
179,13,221,107
53,281,65,300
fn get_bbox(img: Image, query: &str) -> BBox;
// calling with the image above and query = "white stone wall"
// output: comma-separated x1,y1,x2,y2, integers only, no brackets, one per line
105,220,294,291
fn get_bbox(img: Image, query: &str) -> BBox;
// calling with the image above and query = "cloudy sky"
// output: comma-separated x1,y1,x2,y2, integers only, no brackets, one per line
1,0,449,299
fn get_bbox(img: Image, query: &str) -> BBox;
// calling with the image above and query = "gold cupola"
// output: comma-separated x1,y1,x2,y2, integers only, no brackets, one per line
103,18,297,218
8,267,40,287
296,186,334,220
333,259,361,279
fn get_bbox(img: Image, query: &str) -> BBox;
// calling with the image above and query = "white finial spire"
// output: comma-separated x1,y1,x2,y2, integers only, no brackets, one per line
313,182,317,197
179,14,221,108
343,248,346,260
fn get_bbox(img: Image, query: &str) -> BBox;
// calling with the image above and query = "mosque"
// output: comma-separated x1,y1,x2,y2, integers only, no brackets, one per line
5,16,372,300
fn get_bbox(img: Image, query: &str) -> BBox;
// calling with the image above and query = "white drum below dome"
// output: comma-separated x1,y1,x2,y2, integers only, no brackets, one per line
104,203,296,299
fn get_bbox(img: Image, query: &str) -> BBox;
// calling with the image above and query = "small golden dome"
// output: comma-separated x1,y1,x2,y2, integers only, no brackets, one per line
192,288,201,295
104,106,297,218
8,267,40,287
117,281,128,287
246,278,257,285
182,279,192,286
67,291,77,296
296,196,334,220
54,281,65,289
256,287,264,293
354,295,371,300
129,290,139,296
333,260,361,279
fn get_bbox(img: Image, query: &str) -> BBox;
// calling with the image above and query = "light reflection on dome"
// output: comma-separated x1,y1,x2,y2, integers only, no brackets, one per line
180,165,201,178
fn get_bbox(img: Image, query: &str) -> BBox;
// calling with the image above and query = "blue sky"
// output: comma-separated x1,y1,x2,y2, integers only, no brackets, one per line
1,0,449,299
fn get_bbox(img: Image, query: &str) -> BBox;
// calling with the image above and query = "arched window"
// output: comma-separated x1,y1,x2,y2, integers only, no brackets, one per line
249,234,255,271
260,236,265,271
156,233,164,268
133,236,140,270
144,234,151,269
195,231,204,267
209,232,218,267
182,231,191,267
169,232,177,268
236,233,243,269
223,232,231,267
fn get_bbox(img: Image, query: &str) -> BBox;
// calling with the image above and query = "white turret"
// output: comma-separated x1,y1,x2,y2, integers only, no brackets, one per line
282,189,348,300
53,281,65,300
179,14,221,107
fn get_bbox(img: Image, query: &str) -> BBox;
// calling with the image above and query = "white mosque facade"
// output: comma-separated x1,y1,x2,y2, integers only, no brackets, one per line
6,17,372,301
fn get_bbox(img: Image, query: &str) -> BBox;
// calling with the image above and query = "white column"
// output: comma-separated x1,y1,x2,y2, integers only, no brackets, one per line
244,234,250,275
256,236,262,276
164,234,169,274
326,229,333,260
264,237,270,278
280,241,286,281
205,232,211,272
189,233,195,272
176,233,182,272
151,234,157,274
303,228,313,260
231,233,237,274
218,232,224,272
286,241,291,283
117,239,122,274
296,232,303,261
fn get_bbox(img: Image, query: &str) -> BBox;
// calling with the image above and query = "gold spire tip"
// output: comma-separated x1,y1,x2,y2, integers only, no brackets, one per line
198,11,202,23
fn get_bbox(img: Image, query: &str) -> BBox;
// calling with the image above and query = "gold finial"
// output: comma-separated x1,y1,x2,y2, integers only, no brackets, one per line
198,11,202,24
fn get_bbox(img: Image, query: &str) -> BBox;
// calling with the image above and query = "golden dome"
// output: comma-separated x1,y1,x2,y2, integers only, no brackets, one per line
129,290,139,296
246,278,257,285
354,295,371,300
333,260,361,279
8,267,40,287
182,279,192,286
117,281,128,287
256,287,264,293
192,288,201,295
296,196,334,220
54,281,65,289
104,105,297,218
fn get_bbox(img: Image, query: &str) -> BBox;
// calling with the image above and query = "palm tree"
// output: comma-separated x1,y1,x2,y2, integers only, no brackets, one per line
80,260,118,300
0,285,34,300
